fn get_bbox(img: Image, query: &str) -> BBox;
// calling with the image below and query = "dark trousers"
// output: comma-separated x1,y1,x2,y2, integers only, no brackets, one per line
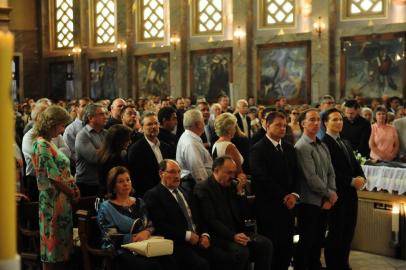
257,205,294,270
174,244,210,270
115,250,177,270
294,203,328,270
25,175,39,202
324,191,358,270
76,182,99,197
215,233,273,270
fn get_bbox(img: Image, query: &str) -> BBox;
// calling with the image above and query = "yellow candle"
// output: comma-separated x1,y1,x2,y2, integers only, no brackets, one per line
0,31,16,261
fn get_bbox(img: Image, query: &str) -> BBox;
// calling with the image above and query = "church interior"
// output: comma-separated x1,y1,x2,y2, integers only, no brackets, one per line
0,0,406,269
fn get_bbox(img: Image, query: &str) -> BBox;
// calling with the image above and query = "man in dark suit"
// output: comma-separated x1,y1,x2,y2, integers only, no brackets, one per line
144,159,236,270
194,156,273,270
322,108,366,270
250,111,300,270
157,106,178,156
235,99,251,138
341,99,371,158
127,111,173,197
251,107,273,146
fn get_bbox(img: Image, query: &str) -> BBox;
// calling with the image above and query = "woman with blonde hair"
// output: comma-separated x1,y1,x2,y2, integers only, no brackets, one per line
32,106,80,270
213,113,248,183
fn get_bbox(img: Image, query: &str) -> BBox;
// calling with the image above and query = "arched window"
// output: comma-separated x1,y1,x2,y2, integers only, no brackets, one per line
342,0,387,19
137,0,167,42
52,0,74,49
92,0,116,45
192,0,224,35
259,0,295,28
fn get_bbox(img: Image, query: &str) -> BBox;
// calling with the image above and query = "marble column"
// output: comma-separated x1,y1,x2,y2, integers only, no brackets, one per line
116,0,129,98
310,0,331,103
232,0,250,105
169,0,186,98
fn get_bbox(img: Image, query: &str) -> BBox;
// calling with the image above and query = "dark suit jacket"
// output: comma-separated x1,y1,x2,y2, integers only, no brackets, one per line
250,127,266,146
250,137,300,208
127,137,173,197
158,128,178,157
235,113,251,138
193,177,249,243
322,134,365,196
341,116,371,158
144,183,206,245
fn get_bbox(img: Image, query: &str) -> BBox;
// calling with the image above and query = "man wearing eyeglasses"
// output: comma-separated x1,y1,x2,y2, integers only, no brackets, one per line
144,159,236,270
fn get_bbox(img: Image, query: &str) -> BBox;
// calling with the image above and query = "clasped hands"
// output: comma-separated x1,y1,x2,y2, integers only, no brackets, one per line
189,232,210,249
352,176,366,191
283,194,297,209
321,191,338,210
132,230,152,242
234,232,251,246
236,173,248,194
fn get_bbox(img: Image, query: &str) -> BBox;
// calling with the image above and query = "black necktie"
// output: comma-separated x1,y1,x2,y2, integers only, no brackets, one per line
173,189,194,231
336,137,351,162
276,144,283,152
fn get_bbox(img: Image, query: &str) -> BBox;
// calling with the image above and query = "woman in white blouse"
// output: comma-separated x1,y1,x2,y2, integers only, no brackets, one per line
212,113,247,183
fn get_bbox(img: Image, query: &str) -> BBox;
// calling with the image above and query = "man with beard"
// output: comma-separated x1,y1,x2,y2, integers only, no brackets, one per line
128,111,173,197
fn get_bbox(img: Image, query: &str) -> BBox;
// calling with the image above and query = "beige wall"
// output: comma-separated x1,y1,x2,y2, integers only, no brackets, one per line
9,0,36,30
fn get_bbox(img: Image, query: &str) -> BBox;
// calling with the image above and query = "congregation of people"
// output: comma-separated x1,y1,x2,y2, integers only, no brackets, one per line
13,93,406,270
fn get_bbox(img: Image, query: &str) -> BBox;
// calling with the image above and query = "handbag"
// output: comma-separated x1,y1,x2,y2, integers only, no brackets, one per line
121,236,173,257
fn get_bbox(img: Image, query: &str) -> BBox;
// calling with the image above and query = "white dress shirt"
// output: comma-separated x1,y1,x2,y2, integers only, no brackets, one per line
146,137,163,163
176,130,213,182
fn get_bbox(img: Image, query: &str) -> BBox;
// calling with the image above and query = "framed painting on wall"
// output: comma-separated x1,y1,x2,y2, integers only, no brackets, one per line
135,53,170,98
190,48,232,103
89,58,117,100
340,32,406,99
257,41,311,105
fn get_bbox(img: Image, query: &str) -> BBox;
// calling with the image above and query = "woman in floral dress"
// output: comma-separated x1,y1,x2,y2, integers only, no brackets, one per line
32,106,80,270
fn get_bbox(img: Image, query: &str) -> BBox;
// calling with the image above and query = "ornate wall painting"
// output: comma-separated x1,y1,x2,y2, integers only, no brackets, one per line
257,41,311,105
340,32,406,99
135,54,170,98
190,48,232,103
89,58,117,100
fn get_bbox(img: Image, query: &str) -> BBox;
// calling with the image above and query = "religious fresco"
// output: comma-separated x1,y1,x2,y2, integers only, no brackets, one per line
49,61,74,100
89,58,117,100
341,33,405,99
136,54,170,98
190,48,232,103
257,41,310,105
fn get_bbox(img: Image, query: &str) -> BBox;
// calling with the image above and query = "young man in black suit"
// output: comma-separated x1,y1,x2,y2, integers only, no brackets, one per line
250,111,300,270
322,108,366,270
194,156,273,270
127,111,173,197
144,159,236,270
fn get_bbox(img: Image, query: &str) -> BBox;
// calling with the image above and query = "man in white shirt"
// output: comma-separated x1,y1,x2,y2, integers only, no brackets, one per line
176,109,213,194
234,99,251,138
128,111,173,197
